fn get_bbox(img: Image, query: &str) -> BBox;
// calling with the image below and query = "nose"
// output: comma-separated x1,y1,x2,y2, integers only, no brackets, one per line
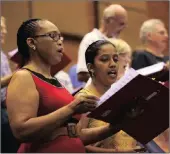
57,38,63,46
165,34,169,41
109,58,117,68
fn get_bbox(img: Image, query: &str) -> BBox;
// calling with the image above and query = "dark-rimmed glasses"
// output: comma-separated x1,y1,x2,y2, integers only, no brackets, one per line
33,32,63,41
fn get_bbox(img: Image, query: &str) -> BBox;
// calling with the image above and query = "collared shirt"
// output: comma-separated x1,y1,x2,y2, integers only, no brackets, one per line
1,51,11,102
77,28,107,74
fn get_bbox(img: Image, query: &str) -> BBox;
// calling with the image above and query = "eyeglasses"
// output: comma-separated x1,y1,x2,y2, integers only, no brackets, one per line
33,32,63,41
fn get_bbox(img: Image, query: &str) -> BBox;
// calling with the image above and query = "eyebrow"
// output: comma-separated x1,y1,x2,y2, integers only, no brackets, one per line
47,31,60,34
99,53,118,57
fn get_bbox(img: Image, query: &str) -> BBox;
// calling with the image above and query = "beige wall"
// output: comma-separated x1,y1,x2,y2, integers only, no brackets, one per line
63,40,80,72
1,1,30,52
1,1,169,72
32,1,94,36
1,1,30,70
1,1,93,71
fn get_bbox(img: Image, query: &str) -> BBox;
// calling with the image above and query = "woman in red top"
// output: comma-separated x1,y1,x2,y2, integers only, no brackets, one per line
6,18,120,153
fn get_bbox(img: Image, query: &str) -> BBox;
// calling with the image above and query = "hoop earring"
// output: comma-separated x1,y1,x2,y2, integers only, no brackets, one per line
90,71,95,77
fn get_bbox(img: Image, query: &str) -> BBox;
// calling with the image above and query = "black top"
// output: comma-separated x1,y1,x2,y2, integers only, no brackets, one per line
22,68,79,123
131,50,169,70
23,68,63,88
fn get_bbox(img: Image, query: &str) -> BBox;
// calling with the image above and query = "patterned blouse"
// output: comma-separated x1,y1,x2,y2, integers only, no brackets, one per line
79,88,138,151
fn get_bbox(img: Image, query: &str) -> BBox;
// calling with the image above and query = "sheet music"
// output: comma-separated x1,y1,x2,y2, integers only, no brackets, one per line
97,68,139,106
8,48,18,57
136,62,165,76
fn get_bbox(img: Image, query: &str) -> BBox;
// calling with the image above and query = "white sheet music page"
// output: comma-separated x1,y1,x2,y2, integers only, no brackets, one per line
136,62,165,76
97,68,139,106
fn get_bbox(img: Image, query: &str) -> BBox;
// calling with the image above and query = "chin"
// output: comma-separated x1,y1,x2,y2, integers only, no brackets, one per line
50,58,62,66
109,78,117,85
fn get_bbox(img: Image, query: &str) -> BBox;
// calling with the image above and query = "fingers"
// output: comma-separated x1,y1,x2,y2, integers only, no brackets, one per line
84,95,100,101
73,93,100,113
83,101,97,109
78,93,99,101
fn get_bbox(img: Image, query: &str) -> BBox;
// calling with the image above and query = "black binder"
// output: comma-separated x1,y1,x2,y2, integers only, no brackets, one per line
88,70,169,144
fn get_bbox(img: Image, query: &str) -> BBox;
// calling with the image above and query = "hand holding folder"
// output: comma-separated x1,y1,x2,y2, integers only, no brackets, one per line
88,68,169,144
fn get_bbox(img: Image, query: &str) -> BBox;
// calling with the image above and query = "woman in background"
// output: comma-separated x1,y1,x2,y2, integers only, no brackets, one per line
109,38,132,80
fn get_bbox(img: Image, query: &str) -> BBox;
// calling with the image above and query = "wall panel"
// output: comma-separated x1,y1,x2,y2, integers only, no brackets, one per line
32,1,93,36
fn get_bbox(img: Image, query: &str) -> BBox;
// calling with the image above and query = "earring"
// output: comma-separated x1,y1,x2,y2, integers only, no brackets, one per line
32,46,36,50
90,70,95,77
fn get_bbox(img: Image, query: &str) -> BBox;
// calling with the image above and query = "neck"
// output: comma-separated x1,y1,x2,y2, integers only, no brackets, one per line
99,25,112,38
25,55,52,78
145,44,164,57
86,79,111,97
99,25,118,38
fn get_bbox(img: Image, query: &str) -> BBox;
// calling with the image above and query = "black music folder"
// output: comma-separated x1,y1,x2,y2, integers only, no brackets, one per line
8,49,71,76
87,68,169,144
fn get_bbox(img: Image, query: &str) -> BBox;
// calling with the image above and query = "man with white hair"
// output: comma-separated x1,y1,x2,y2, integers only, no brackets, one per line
131,19,169,70
132,19,169,152
77,4,128,83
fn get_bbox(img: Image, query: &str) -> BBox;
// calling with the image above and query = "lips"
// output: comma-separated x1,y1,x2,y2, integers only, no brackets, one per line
57,48,63,53
57,47,64,56
108,70,117,78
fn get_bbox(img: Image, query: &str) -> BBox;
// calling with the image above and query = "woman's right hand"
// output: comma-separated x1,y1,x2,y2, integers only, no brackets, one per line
69,93,99,114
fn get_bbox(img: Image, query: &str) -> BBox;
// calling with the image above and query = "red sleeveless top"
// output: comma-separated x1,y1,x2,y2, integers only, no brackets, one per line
17,70,85,153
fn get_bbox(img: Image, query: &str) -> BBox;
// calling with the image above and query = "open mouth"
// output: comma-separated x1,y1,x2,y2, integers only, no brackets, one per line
57,48,63,53
57,48,64,55
108,70,117,78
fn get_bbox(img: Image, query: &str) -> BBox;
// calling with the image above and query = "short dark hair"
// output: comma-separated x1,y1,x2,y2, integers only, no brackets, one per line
85,40,116,65
17,18,42,67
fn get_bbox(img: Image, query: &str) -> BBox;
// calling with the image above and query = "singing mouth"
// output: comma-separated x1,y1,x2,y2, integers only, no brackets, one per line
107,70,117,78
57,48,64,54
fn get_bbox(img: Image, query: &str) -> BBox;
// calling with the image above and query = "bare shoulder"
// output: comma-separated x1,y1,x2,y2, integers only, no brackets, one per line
9,69,36,88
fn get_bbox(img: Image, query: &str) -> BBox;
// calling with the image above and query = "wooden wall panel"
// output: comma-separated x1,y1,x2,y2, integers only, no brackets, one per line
147,1,169,30
1,1,30,71
1,1,168,72
32,1,94,36
1,1,30,52
62,40,79,72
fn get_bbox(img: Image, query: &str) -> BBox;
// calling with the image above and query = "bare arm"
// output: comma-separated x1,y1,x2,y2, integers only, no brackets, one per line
1,74,12,88
77,115,141,153
7,70,97,142
76,115,120,145
85,145,144,153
